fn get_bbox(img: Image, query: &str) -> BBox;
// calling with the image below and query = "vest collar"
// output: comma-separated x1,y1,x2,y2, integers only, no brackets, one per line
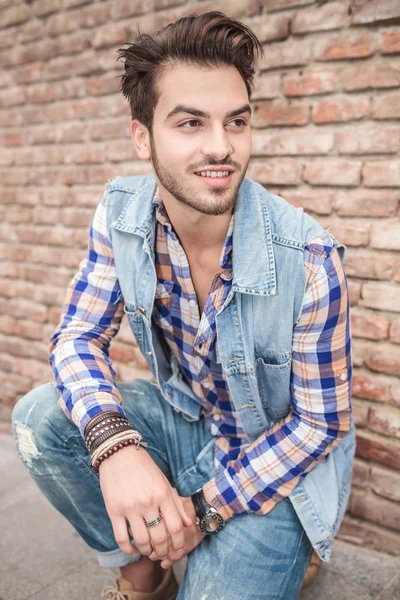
112,173,276,296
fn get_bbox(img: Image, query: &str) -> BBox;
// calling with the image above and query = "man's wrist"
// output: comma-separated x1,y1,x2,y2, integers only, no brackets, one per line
191,487,225,535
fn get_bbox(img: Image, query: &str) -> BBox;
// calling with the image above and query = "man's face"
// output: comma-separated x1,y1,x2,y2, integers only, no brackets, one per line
148,62,252,216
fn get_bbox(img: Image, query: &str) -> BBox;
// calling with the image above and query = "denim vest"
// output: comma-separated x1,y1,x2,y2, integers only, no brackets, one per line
105,173,356,562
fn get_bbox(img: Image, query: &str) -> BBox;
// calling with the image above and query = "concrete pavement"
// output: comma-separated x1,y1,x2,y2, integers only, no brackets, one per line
1,431,399,600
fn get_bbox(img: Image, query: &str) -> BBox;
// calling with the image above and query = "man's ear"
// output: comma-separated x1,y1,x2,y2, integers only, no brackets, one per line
131,120,151,160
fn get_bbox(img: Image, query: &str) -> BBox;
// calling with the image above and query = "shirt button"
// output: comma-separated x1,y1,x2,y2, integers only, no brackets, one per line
189,299,196,308
213,414,219,421
339,372,347,381
203,380,211,388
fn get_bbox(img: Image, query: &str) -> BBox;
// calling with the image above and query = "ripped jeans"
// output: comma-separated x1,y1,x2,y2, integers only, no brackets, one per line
12,379,313,600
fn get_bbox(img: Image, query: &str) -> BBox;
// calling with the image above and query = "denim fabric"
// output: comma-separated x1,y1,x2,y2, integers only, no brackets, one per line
105,174,356,562
12,380,313,599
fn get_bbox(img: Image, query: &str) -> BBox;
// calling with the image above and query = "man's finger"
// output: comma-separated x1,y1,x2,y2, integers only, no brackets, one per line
160,497,186,553
126,513,153,556
111,515,139,556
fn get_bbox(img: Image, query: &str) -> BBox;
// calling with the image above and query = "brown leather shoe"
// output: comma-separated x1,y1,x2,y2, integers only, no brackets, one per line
301,551,322,589
101,566,179,600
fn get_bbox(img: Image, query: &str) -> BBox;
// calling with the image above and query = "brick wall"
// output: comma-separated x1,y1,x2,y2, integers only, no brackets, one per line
1,0,399,557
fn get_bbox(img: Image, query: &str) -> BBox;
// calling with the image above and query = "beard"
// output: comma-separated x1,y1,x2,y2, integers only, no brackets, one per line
149,134,248,216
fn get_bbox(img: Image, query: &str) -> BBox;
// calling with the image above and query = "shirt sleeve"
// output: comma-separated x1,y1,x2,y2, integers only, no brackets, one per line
202,241,353,521
48,188,126,439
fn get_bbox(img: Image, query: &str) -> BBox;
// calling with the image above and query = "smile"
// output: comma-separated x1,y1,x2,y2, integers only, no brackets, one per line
195,171,231,178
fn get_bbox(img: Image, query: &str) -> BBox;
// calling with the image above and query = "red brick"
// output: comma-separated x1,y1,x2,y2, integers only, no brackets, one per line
154,0,187,10
371,221,400,252
92,24,129,49
253,102,309,127
87,74,120,97
314,32,376,61
112,0,148,18
246,159,303,185
346,252,395,280
371,465,400,502
109,342,135,363
32,0,62,17
373,92,400,120
356,432,400,469
366,346,400,377
352,373,389,402
335,190,399,218
258,39,311,71
351,310,390,339
391,381,400,407
336,127,400,155
264,0,315,9
0,4,30,28
363,161,400,187
46,2,112,35
304,160,362,186
381,29,400,54
349,490,400,532
312,96,369,124
57,31,91,56
13,63,42,85
292,2,348,34
326,222,370,247
3,132,26,147
245,14,289,43
15,357,50,382
341,63,400,91
105,141,138,163
390,321,400,344
369,405,400,438
87,118,129,141
62,207,93,228
283,71,337,97
8,299,47,324
351,0,400,25
14,320,44,342
280,189,334,215
338,515,400,557
0,87,24,108
360,282,400,313
251,130,334,156
352,459,370,488
352,399,369,428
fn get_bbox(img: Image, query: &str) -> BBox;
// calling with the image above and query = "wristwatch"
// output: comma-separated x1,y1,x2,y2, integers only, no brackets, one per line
191,488,225,535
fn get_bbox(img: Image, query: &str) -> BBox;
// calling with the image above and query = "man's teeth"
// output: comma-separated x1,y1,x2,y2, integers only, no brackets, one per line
196,171,230,178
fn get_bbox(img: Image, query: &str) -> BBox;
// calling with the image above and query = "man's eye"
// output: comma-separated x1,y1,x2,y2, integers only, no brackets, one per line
229,119,246,127
179,120,200,130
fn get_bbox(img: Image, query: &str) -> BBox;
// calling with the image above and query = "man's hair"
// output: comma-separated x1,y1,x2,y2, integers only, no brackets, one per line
117,11,263,132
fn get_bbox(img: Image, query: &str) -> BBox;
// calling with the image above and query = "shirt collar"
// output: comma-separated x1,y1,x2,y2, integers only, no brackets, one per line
153,187,233,272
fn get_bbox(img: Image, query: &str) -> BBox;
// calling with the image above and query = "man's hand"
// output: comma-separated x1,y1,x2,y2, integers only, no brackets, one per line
148,495,206,569
99,446,192,560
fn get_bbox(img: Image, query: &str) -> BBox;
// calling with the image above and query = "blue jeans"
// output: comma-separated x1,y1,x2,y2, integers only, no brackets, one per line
12,379,313,599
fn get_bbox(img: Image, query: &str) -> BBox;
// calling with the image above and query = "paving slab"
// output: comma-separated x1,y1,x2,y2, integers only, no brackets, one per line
1,432,399,600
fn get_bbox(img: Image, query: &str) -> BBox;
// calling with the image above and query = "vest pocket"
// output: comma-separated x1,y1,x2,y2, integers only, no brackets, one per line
255,354,292,421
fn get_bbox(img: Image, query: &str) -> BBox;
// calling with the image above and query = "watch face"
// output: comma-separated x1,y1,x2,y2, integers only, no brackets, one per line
200,512,225,535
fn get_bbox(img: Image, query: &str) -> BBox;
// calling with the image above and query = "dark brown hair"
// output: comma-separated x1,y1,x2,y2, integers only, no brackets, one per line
117,11,263,132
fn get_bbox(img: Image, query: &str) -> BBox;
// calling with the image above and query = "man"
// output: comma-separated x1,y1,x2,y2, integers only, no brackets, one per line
12,11,355,600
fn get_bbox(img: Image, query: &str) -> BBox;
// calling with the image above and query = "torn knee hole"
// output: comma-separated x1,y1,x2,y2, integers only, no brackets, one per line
15,422,42,468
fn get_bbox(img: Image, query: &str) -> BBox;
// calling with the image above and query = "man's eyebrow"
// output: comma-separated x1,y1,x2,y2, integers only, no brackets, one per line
165,104,252,121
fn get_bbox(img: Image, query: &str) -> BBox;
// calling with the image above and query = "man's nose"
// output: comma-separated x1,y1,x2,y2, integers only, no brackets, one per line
201,126,233,160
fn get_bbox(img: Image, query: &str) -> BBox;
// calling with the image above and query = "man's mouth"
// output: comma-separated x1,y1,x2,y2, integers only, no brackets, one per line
194,170,232,178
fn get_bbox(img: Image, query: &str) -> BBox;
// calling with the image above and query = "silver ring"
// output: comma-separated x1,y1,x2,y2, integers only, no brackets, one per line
144,513,163,528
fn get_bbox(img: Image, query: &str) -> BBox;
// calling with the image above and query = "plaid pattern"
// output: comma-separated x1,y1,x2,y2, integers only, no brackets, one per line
49,189,352,521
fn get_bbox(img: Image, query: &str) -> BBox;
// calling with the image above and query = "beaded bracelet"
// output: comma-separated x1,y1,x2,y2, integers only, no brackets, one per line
90,431,148,473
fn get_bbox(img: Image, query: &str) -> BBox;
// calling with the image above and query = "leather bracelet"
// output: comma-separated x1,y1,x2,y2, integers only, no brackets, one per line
84,410,125,437
86,418,131,450
88,424,136,453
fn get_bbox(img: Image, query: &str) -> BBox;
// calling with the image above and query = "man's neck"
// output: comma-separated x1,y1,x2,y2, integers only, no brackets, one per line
161,196,233,258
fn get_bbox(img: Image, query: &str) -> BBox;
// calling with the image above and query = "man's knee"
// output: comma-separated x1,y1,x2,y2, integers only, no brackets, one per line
12,382,61,468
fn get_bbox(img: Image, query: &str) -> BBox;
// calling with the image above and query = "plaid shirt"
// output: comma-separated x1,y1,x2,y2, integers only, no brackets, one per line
49,189,352,521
